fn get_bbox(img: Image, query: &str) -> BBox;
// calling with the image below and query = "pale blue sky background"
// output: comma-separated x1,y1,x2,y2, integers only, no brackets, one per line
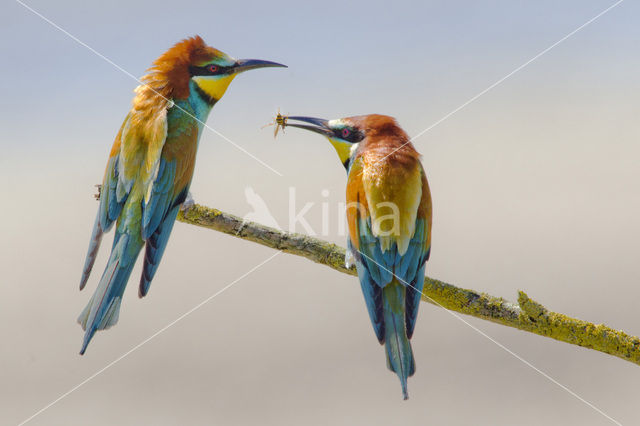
1,1,639,425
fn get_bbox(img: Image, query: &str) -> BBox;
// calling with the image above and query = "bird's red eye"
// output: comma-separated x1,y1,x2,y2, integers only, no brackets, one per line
207,64,219,73
342,128,350,138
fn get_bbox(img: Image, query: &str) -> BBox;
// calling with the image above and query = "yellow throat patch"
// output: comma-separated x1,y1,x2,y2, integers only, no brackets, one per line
192,74,236,101
328,137,355,165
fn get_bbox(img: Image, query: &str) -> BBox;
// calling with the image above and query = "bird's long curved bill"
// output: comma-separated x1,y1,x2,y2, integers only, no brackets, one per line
284,116,332,136
234,59,287,73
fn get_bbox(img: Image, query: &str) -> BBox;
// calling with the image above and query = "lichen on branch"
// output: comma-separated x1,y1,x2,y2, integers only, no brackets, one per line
177,203,640,366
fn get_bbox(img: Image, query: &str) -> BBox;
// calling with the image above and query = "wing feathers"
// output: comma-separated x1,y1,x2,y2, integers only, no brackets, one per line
347,154,431,346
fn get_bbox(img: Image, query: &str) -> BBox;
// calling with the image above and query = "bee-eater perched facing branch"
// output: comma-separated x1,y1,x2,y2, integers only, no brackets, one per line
78,36,286,354
282,114,432,399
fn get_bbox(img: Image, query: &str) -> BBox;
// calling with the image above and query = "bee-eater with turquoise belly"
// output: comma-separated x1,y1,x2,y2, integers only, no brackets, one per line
78,36,286,354
283,114,432,399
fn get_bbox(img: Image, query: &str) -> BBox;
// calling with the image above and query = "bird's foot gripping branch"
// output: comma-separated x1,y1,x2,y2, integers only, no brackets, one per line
177,202,640,366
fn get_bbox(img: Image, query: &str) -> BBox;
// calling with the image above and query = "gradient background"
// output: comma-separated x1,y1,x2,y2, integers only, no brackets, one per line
2,0,639,425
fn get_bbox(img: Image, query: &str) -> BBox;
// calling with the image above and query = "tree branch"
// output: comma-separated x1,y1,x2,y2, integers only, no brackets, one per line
177,203,640,366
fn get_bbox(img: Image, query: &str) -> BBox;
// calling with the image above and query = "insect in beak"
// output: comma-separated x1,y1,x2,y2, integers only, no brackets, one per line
262,109,289,138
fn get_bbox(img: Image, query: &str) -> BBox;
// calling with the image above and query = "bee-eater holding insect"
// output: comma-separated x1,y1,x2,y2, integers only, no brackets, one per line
78,36,286,354
281,114,431,399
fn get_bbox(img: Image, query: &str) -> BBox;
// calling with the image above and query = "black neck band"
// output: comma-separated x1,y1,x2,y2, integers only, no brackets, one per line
193,83,217,106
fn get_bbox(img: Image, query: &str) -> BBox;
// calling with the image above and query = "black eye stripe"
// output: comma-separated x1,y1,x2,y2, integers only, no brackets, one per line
334,127,364,142
189,65,232,76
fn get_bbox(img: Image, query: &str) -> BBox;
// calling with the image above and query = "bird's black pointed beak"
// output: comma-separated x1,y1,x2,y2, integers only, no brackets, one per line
284,116,332,136
233,59,287,73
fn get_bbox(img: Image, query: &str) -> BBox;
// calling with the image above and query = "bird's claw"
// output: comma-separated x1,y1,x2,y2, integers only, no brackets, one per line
94,184,102,201
345,249,355,269
181,192,195,211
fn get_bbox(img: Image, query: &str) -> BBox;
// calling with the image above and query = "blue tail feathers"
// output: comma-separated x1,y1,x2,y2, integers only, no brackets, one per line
139,205,180,298
77,233,143,354
383,281,415,400
80,214,104,290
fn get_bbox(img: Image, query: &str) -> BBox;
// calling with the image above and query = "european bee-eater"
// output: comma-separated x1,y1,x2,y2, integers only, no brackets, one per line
78,36,286,354
283,114,432,399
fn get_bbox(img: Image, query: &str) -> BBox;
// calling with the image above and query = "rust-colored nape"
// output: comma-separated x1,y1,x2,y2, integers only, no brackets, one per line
361,114,407,138
352,114,419,163
137,35,224,102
